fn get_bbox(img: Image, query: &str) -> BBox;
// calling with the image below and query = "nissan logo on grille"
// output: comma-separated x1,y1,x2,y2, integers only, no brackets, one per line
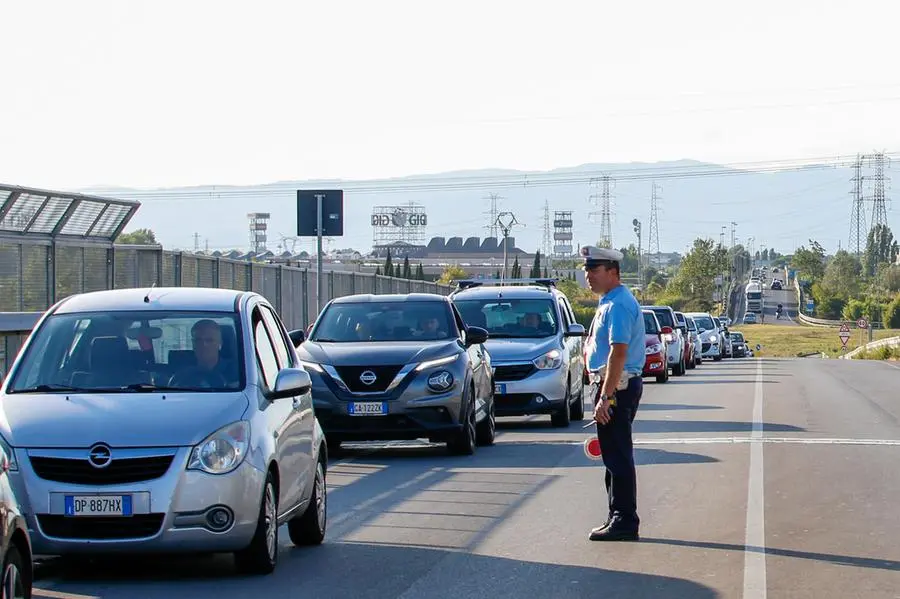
88,443,113,469
359,370,377,385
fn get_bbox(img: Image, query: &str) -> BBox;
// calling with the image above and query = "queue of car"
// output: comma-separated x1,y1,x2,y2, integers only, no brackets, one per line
0,277,754,591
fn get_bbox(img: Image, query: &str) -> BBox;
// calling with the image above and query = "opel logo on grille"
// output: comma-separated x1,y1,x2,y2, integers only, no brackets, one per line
359,370,377,385
88,443,112,469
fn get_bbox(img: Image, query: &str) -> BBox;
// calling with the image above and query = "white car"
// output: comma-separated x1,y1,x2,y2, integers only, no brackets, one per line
684,312,723,361
645,305,687,376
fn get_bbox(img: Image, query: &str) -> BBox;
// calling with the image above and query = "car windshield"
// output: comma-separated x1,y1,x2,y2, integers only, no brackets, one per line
454,298,558,338
685,317,697,331
642,312,659,333
731,333,745,342
6,311,244,393
649,308,674,328
693,315,715,331
310,301,455,342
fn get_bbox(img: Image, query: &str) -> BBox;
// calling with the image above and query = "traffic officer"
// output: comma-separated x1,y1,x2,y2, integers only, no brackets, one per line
581,245,645,542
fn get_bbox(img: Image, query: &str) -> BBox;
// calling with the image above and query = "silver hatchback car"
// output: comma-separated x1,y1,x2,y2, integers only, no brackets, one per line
0,287,327,575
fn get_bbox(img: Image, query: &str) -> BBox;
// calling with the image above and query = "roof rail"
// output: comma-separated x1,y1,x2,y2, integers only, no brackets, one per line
452,278,558,291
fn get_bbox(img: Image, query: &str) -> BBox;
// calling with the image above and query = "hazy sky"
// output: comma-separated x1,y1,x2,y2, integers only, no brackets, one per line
2,0,900,192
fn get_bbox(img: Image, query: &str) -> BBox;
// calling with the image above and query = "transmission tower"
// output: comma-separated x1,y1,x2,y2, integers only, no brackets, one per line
541,200,552,259
483,193,502,239
864,152,890,232
649,182,661,268
849,153,866,255
589,176,614,248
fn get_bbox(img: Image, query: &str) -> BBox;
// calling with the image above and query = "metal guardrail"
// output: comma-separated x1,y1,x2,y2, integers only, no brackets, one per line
0,242,453,331
793,276,843,327
840,335,900,359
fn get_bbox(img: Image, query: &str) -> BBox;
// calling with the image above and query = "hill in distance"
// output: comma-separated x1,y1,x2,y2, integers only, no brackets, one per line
82,158,873,256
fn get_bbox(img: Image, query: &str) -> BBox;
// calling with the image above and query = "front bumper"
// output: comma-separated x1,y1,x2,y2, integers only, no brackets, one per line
700,341,722,358
643,353,666,376
309,366,469,443
10,446,264,556
491,362,568,417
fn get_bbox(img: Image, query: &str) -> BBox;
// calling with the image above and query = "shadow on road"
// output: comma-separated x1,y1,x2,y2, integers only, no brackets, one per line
35,542,722,598
629,403,725,411
635,420,805,434
667,379,782,385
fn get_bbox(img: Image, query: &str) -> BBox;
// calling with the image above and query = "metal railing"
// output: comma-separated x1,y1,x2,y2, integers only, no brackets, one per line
0,242,452,330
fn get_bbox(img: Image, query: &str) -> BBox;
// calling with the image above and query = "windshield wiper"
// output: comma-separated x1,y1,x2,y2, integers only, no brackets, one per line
13,383,87,393
311,337,342,343
120,383,207,392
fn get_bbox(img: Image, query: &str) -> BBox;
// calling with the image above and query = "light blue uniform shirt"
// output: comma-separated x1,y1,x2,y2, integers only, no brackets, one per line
585,284,646,376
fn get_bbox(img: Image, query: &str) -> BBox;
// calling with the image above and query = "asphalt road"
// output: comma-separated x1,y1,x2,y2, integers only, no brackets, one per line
32,357,900,599
762,281,800,325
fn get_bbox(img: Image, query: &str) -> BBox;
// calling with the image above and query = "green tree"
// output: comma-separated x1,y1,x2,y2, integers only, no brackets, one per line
864,224,899,277
663,238,719,308
438,264,467,285
820,250,862,300
415,263,424,280
791,240,826,281
511,256,521,278
116,228,157,245
402,256,411,279
383,249,393,277
530,251,542,278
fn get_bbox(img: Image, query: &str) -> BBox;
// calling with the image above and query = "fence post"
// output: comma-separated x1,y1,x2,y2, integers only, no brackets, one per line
301,269,309,329
174,252,183,286
276,265,283,314
48,241,57,304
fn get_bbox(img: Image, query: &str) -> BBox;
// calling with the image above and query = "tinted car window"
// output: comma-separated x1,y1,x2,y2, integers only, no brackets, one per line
455,298,558,338
7,311,244,393
311,301,455,342
685,317,697,331
642,312,659,333
650,308,675,328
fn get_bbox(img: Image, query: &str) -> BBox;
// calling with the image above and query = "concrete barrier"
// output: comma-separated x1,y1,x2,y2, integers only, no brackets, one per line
840,335,900,359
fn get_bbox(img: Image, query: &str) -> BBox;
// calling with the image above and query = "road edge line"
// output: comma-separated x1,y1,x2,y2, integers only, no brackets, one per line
743,357,767,598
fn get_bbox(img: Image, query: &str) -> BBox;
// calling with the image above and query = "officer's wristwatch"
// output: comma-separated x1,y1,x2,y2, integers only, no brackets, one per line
599,393,610,403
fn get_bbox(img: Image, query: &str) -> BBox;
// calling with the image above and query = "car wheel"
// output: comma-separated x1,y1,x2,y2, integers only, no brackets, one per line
550,384,572,427
2,543,29,599
475,394,496,446
569,384,585,421
448,386,477,456
288,456,327,546
234,471,278,575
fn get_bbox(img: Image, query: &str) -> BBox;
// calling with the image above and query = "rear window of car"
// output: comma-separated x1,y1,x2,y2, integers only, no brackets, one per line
650,308,674,327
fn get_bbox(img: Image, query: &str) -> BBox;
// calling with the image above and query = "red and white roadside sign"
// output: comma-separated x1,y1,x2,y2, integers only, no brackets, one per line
857,318,869,330
839,323,851,346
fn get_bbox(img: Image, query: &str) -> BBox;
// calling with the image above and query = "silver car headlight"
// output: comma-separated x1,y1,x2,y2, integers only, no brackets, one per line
533,349,563,370
188,421,250,475
300,360,324,373
710,334,718,342
0,435,17,472
645,343,662,355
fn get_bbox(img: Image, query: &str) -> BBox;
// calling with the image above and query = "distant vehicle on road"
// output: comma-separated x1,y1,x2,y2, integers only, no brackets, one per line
641,310,668,383
685,312,723,361
293,292,496,453
1,287,328,575
684,315,703,367
451,279,585,427
645,306,687,376
674,311,697,370
730,332,748,358
770,280,783,290
745,281,763,313
742,312,758,324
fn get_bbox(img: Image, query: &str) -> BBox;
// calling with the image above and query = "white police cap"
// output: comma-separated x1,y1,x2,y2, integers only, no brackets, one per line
580,245,624,266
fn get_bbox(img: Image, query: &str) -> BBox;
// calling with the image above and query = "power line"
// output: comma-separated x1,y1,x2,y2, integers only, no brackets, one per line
849,153,866,255
483,193,502,239
90,153,900,202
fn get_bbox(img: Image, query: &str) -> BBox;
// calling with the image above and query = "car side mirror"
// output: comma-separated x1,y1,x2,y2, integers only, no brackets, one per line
465,326,489,346
660,326,673,335
565,323,586,337
698,327,706,333
271,368,312,400
288,329,306,348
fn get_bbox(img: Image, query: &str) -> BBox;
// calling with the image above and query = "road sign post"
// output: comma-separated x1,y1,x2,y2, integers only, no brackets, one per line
838,322,851,348
297,190,344,314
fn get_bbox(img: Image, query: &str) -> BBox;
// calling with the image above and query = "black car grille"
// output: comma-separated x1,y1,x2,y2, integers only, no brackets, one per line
701,343,711,352
38,514,165,540
29,455,175,485
333,365,403,393
494,364,536,382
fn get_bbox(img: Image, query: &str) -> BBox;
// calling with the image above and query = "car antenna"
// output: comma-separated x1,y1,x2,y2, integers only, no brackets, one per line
143,282,157,303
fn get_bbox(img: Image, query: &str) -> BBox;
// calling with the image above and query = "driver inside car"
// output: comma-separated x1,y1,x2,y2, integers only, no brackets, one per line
169,319,237,388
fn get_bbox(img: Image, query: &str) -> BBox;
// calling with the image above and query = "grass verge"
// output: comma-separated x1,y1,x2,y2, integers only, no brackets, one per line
729,324,900,358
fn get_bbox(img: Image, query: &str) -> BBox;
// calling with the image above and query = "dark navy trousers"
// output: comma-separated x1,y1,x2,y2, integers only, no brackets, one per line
594,375,643,530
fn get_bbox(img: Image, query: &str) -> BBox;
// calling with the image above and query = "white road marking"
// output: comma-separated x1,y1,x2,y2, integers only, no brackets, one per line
743,355,767,598
631,437,900,446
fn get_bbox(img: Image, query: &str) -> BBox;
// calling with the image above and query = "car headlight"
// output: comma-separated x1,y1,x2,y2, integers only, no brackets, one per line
415,355,458,372
533,349,563,370
188,421,250,475
0,435,17,472
645,344,662,355
427,370,454,392
710,335,718,342
300,360,323,373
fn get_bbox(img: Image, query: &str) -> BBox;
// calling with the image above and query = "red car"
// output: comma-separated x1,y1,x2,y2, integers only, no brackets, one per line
642,309,669,383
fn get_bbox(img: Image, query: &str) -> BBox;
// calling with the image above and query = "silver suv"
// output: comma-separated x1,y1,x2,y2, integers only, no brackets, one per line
451,279,586,427
0,287,328,575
